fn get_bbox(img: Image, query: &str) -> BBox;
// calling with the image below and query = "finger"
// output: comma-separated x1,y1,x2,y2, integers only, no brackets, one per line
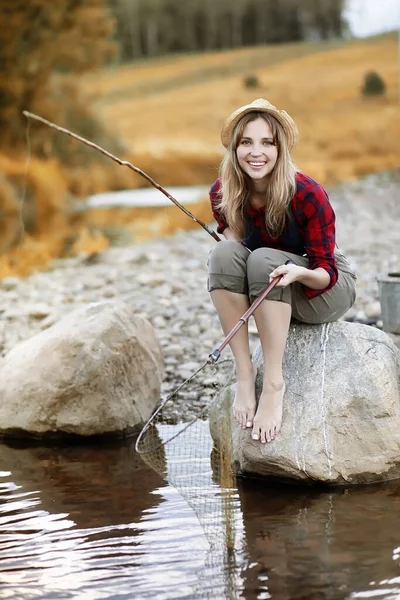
269,270,288,282
270,267,287,279
276,274,292,287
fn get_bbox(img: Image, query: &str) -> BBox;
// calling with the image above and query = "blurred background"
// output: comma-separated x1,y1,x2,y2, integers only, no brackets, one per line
0,0,399,278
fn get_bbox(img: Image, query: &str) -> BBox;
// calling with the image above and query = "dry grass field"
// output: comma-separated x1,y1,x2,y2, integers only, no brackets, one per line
90,33,398,185
1,33,398,277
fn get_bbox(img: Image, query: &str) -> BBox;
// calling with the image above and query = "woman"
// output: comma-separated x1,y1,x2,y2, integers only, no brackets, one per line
208,98,356,444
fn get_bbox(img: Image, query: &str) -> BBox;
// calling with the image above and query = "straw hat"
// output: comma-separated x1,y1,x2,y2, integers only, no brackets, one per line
221,98,298,151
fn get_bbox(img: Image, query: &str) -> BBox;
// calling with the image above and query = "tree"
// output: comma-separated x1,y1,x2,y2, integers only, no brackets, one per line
0,0,115,150
114,0,142,59
110,0,348,60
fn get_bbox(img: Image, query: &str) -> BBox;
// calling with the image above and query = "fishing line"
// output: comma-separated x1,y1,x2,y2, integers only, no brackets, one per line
136,357,234,452
11,120,32,250
17,121,32,246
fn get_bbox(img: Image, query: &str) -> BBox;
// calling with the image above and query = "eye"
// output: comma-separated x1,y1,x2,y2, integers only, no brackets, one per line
240,139,251,145
263,140,274,146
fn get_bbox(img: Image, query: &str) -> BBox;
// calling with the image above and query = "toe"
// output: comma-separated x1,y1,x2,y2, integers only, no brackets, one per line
245,411,254,428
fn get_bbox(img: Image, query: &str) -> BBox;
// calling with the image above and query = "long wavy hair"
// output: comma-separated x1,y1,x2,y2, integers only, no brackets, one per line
218,111,297,239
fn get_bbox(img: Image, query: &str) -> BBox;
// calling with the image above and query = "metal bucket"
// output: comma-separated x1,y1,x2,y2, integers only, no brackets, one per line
378,272,400,334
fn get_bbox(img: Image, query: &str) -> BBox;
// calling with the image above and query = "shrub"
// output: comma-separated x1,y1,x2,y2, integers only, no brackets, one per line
362,71,386,97
243,74,260,89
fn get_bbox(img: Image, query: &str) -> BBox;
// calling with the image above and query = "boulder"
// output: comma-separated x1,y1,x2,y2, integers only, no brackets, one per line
210,321,400,485
0,300,163,438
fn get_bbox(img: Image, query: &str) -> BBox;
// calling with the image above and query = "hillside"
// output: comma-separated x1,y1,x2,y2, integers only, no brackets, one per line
0,33,398,278
90,33,398,185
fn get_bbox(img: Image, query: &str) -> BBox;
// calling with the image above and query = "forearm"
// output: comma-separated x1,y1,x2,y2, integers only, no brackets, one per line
297,266,331,290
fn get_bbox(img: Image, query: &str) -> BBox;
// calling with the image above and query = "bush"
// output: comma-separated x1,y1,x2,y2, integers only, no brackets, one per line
362,71,386,96
243,74,260,89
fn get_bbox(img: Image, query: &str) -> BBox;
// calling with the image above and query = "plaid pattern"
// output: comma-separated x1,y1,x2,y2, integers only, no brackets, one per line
209,172,338,299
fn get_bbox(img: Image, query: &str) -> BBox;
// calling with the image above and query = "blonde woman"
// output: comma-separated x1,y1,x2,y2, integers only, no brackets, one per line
208,98,356,444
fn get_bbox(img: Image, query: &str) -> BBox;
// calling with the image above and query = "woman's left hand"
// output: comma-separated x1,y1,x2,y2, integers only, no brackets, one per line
269,263,305,287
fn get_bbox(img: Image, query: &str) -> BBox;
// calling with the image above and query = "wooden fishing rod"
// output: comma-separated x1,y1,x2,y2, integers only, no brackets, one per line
135,263,292,453
22,109,291,450
22,110,221,243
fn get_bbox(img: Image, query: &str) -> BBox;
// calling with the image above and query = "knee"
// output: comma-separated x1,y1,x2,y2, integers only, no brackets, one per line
246,247,281,281
208,240,249,274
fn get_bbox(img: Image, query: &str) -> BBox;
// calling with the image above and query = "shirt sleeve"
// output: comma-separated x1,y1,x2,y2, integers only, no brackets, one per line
209,179,228,234
295,181,338,299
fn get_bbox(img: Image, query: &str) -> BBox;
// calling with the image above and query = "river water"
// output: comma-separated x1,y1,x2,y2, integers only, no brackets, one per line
1,422,400,600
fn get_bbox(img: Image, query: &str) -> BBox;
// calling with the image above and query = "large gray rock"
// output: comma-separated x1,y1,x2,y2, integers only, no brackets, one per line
0,300,163,438
210,321,400,485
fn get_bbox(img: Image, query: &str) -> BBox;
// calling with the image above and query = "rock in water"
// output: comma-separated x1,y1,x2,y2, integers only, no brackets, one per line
0,301,163,438
210,321,400,485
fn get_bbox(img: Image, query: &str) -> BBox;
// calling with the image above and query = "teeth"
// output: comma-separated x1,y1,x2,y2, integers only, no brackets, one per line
249,162,266,166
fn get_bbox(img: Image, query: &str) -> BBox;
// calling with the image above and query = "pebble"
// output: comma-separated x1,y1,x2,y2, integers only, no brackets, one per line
0,277,20,290
181,361,202,371
0,171,399,422
365,301,382,319
27,305,52,319
355,309,368,322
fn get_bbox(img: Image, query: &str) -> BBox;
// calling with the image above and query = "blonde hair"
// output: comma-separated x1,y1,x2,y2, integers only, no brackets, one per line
218,111,297,239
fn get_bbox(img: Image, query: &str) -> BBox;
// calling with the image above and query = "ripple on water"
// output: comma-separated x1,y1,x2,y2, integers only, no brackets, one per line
1,425,400,599
0,445,242,600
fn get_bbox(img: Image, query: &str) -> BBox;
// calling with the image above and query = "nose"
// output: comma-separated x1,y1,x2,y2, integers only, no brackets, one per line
250,143,264,156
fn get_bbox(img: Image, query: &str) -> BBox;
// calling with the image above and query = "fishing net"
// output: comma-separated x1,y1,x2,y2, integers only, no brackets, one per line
134,356,245,599
135,279,279,549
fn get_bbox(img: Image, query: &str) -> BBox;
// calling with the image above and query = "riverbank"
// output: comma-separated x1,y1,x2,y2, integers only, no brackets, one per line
0,170,399,422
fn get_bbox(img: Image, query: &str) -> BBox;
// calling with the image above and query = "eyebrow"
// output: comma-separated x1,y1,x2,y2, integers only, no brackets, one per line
241,136,274,141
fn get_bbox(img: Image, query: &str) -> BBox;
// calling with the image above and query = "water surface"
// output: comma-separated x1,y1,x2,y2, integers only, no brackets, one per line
0,427,399,599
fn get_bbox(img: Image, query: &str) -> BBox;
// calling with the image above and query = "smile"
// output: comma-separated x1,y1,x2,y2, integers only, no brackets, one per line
248,161,266,167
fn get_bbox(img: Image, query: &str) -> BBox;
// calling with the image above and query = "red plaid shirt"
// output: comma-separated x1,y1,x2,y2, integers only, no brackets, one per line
209,172,338,299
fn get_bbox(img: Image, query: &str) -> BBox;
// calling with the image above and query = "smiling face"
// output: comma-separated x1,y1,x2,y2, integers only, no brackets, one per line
235,116,278,187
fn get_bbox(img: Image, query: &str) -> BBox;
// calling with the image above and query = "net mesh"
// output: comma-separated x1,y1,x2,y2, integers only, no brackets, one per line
135,358,244,599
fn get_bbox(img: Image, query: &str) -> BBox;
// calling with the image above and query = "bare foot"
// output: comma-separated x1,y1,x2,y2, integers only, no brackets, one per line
232,364,257,429
251,380,285,443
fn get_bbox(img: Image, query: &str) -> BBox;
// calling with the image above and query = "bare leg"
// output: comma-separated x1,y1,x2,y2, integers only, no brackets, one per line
210,289,257,428
252,299,291,443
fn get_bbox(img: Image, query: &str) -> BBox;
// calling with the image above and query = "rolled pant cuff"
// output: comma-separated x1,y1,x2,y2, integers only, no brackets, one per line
208,273,248,296
249,283,291,305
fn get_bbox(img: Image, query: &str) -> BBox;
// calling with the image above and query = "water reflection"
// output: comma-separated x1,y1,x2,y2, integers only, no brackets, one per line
238,478,400,599
0,433,399,599
0,439,162,528
0,440,211,599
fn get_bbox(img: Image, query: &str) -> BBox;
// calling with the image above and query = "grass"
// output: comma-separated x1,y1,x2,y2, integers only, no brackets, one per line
83,39,344,103
89,33,398,185
0,33,398,277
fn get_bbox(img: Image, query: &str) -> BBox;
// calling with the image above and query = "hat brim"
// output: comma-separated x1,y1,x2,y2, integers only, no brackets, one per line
221,105,298,152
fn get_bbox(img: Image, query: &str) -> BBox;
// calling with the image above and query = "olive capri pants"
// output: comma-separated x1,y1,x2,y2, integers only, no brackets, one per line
207,241,357,324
